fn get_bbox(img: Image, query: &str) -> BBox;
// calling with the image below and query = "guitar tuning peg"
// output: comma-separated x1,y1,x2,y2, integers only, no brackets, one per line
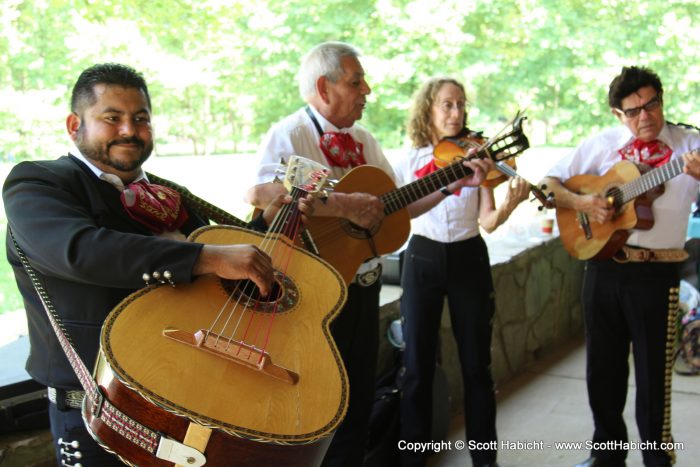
540,183,548,191
325,179,338,188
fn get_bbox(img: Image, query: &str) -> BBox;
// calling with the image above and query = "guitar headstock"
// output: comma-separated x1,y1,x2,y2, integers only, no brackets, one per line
482,112,530,162
281,155,330,194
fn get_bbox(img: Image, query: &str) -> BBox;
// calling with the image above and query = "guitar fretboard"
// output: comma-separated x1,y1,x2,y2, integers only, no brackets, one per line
616,156,686,205
382,159,473,215
381,120,529,214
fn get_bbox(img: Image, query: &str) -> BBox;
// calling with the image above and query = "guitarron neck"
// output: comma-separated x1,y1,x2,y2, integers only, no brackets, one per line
271,186,306,239
381,159,474,215
620,156,685,204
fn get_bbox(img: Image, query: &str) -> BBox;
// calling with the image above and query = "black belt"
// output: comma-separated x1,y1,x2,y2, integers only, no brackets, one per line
48,387,85,410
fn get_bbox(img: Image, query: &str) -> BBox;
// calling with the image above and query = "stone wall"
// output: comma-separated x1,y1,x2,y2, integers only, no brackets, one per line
377,237,586,411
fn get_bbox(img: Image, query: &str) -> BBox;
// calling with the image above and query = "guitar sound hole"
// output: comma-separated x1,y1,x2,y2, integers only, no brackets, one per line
604,186,624,211
220,271,299,314
339,219,380,240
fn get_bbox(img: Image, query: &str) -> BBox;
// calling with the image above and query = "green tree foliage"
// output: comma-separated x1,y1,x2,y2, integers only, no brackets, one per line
2,0,700,162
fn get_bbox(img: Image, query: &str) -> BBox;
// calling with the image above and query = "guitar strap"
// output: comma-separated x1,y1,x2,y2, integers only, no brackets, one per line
304,105,325,137
9,226,163,457
147,172,248,228
7,186,240,464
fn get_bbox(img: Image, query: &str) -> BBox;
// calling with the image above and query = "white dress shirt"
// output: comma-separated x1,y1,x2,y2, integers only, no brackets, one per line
546,122,700,249
252,105,396,274
252,106,395,185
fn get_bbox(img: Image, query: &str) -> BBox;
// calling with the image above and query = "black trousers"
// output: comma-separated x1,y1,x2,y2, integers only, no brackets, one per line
582,260,679,467
49,401,124,467
321,280,381,467
399,235,497,466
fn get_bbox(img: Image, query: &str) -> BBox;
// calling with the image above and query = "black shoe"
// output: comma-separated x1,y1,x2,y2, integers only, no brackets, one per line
574,457,626,467
474,463,499,467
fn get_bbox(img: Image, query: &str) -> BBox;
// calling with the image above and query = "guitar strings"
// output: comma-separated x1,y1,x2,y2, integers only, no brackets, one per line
207,189,305,364
606,157,686,209
307,130,524,241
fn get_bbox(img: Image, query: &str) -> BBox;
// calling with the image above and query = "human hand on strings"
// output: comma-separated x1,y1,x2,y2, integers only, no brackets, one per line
261,194,316,226
445,155,494,192
332,192,385,230
504,176,530,207
576,193,614,224
683,150,700,180
194,244,274,296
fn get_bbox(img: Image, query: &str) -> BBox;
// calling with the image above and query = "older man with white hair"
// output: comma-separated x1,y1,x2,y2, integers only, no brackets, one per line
245,41,392,467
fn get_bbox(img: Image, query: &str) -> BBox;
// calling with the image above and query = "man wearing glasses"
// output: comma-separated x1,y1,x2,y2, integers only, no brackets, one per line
541,66,700,467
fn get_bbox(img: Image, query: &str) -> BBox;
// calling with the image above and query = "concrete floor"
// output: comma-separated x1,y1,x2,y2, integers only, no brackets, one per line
428,336,700,467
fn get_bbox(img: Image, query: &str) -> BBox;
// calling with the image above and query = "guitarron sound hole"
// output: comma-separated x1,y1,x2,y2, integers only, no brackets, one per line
219,270,299,314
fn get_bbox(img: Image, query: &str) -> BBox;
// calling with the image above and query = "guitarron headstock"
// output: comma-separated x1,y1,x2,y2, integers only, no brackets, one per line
279,155,330,195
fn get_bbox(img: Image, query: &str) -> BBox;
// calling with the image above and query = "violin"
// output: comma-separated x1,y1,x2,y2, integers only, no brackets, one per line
433,128,516,189
433,128,555,210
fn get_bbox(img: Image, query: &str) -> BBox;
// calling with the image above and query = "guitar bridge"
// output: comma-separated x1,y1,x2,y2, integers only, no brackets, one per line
163,328,299,385
576,211,593,240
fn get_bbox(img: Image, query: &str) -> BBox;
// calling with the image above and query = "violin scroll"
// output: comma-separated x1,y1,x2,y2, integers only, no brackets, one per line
531,183,556,211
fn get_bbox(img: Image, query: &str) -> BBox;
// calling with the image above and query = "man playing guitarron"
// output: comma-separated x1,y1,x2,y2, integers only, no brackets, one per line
4,63,313,466
541,66,700,467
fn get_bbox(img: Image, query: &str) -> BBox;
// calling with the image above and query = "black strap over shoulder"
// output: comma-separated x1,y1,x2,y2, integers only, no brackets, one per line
668,120,700,133
147,173,247,228
304,105,325,137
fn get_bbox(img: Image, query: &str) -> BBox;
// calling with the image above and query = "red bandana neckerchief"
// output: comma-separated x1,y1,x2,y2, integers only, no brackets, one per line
120,180,188,234
305,105,366,168
618,138,673,168
319,132,366,168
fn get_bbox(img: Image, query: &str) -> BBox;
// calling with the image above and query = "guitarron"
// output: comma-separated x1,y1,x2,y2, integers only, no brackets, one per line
85,157,349,466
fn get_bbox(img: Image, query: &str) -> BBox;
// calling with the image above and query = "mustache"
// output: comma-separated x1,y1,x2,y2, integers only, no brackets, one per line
108,137,145,148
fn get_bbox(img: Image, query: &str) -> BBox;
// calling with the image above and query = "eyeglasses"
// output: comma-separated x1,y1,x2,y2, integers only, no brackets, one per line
615,95,662,118
435,101,467,114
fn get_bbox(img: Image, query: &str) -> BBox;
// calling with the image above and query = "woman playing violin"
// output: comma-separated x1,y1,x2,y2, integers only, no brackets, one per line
392,77,528,467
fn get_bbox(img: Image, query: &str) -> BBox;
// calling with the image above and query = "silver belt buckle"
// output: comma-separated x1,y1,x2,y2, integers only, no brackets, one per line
356,263,382,287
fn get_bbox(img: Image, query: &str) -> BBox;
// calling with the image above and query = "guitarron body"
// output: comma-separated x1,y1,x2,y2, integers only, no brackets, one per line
556,161,661,260
85,225,349,466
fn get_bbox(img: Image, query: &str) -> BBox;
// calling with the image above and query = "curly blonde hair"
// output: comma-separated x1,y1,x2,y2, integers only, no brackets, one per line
407,77,468,148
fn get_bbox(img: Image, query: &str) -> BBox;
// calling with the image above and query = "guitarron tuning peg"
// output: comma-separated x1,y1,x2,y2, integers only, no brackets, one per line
274,157,289,176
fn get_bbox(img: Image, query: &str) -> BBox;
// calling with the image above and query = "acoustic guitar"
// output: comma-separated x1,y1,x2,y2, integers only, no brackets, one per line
304,114,531,284
556,155,689,260
85,157,349,466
